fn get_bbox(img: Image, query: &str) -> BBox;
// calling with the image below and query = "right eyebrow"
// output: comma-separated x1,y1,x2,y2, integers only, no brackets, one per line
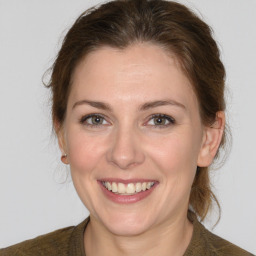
72,100,113,111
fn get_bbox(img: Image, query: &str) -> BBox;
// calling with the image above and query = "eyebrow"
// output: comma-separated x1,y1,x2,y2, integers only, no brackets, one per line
72,99,186,111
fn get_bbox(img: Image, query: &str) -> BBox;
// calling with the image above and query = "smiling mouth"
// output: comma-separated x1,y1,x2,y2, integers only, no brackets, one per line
101,181,156,195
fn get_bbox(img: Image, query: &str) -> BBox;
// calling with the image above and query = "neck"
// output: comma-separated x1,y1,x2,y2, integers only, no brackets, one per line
84,212,193,256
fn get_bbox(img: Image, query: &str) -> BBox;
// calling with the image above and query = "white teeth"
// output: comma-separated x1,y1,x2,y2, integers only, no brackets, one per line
147,182,154,189
106,182,112,191
102,181,155,195
117,183,126,193
135,183,142,192
126,183,135,194
112,182,118,192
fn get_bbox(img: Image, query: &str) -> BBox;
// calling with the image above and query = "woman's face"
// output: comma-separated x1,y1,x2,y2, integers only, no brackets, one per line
60,43,209,235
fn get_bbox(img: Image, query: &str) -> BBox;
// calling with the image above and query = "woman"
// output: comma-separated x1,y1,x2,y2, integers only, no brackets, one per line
0,0,254,255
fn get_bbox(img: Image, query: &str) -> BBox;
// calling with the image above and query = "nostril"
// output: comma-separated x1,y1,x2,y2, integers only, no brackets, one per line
106,130,145,169
106,147,145,170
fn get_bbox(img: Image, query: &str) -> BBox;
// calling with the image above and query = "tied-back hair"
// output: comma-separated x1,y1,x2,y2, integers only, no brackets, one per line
45,0,229,221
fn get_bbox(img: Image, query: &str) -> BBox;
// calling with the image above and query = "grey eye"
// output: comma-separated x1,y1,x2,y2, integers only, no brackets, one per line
80,114,108,126
90,115,104,125
153,117,168,125
147,114,175,127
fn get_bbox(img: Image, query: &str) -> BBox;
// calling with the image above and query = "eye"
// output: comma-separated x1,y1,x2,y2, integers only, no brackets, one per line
80,114,109,127
146,114,175,128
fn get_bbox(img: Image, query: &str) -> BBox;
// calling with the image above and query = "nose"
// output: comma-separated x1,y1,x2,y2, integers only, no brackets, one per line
106,125,145,170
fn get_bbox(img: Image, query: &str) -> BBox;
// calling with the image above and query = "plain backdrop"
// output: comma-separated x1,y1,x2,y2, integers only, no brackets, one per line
0,0,255,253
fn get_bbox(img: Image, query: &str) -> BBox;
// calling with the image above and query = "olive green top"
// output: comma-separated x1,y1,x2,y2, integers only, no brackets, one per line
0,214,254,256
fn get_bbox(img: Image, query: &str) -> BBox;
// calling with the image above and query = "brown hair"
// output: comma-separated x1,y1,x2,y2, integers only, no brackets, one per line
46,0,227,221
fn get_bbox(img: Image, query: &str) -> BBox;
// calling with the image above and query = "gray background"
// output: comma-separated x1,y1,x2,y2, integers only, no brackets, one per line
0,0,255,253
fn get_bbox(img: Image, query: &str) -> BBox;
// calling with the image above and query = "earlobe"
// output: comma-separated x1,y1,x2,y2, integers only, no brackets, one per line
61,154,69,164
197,111,225,167
58,133,69,165
54,120,69,165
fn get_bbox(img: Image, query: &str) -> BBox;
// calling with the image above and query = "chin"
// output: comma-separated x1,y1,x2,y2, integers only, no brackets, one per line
105,220,151,237
99,211,155,236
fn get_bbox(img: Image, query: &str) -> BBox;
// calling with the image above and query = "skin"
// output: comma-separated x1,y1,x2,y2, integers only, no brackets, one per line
57,43,225,256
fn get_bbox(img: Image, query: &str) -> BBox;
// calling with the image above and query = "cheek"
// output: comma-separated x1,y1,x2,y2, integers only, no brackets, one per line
66,129,108,174
146,130,200,181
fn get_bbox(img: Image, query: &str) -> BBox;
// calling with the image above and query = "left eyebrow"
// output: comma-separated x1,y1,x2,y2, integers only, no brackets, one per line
139,100,186,111
72,99,186,111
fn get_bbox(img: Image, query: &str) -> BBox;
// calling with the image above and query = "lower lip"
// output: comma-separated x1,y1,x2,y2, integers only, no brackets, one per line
98,181,158,204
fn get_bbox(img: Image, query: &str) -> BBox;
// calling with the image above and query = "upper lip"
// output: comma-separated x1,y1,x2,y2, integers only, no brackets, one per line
98,178,158,184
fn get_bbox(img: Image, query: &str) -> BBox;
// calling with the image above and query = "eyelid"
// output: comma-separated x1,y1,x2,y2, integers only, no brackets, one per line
79,113,110,127
145,114,176,128
79,113,176,128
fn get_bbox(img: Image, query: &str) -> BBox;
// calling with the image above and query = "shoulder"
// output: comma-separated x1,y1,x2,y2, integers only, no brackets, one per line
0,218,89,256
202,226,254,256
187,218,254,255
185,212,254,256
0,226,74,256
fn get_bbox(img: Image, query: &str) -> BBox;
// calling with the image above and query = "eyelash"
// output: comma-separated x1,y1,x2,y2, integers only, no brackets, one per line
79,113,176,129
79,114,109,128
147,114,176,128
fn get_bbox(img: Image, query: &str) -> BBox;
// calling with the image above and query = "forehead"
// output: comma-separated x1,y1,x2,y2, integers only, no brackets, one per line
69,43,198,111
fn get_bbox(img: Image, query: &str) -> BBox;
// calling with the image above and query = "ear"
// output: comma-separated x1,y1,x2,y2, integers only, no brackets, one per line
54,120,69,164
197,111,225,167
